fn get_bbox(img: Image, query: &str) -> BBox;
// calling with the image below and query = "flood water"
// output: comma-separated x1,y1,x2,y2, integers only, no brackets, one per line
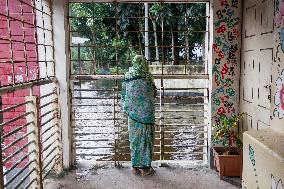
72,80,207,162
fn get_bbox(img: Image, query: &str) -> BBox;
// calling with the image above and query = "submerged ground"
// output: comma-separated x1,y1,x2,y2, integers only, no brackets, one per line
45,161,241,189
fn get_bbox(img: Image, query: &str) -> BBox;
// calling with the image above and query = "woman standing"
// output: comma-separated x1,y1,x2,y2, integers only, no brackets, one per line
122,55,156,176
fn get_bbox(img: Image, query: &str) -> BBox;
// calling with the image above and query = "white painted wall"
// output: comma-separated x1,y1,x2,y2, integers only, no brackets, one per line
51,0,72,169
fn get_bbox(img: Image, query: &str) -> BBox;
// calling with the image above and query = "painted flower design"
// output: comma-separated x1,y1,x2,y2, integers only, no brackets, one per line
274,70,284,118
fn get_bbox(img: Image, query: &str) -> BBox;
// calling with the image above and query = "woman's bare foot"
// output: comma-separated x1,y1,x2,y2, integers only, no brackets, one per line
140,168,155,176
131,167,140,175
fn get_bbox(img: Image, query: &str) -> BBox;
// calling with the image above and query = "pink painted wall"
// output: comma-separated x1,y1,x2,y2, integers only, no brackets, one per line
0,0,40,169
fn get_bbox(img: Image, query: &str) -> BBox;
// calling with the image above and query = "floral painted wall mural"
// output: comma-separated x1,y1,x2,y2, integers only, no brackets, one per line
272,0,284,132
212,0,241,123
273,70,284,118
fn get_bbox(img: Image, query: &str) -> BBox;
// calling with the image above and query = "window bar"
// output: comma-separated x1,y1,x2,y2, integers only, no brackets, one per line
20,0,30,80
0,111,33,128
78,43,81,74
206,2,210,75
19,0,52,16
41,123,58,136
114,1,118,166
42,131,59,146
43,154,60,179
160,1,165,162
2,130,35,151
40,0,48,78
3,150,36,177
91,4,96,74
39,88,57,99
24,178,37,189
39,98,58,109
185,1,189,74
39,108,58,119
49,0,56,76
12,168,37,189
0,77,56,95
41,138,59,154
2,121,33,139
40,115,57,128
4,160,36,188
6,0,15,86
3,140,35,164
0,100,32,114
32,0,41,80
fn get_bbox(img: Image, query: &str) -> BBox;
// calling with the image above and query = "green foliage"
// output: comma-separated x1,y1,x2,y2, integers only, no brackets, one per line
213,113,245,153
70,2,206,74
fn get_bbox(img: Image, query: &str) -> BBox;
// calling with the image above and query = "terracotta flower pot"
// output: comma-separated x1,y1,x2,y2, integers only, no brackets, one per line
213,147,243,180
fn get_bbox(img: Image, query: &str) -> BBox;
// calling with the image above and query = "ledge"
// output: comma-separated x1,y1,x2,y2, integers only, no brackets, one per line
244,128,284,163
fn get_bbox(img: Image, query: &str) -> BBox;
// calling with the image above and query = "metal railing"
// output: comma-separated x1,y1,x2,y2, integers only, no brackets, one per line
0,83,62,189
71,77,209,164
68,1,210,165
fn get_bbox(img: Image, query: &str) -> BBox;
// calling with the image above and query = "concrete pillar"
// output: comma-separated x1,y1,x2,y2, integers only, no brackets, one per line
25,96,42,189
209,0,242,166
51,0,73,169
211,0,242,123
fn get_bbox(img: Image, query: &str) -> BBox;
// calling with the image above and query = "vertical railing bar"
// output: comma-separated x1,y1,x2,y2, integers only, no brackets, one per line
91,3,96,74
113,87,117,166
114,1,118,167
116,83,121,166
204,2,210,162
160,1,165,163
206,87,209,159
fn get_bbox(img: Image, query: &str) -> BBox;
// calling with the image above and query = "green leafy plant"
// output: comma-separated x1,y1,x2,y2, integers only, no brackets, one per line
213,113,245,155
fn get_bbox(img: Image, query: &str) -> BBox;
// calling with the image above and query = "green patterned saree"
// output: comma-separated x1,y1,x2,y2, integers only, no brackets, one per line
122,55,156,168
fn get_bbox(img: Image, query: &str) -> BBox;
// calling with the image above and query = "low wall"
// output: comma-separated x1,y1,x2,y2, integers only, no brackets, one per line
242,129,284,189
149,65,207,92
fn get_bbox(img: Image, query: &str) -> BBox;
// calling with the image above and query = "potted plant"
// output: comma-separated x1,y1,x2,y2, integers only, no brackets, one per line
212,113,245,180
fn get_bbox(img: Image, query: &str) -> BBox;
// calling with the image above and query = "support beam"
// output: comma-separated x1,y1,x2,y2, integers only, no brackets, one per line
51,0,72,169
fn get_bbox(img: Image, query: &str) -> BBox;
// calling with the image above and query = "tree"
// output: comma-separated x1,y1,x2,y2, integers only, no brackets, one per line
150,3,206,65
69,2,206,74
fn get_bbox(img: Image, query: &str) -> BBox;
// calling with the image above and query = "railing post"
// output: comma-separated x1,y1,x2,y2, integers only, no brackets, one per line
0,131,4,189
51,88,63,174
0,96,4,189
203,88,209,163
26,96,43,189
159,86,165,163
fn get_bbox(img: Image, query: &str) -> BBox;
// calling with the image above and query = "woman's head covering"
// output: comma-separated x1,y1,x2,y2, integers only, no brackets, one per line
125,55,153,82
132,55,149,73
